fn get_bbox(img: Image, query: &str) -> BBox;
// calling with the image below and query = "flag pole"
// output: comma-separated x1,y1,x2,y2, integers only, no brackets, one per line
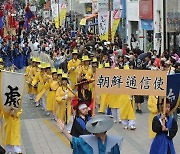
58,1,60,28
108,0,112,42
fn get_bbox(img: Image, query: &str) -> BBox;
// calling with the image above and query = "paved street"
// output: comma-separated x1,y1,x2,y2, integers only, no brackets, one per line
20,94,180,154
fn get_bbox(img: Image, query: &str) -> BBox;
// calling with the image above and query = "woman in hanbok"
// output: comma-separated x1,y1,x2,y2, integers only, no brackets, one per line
150,101,178,154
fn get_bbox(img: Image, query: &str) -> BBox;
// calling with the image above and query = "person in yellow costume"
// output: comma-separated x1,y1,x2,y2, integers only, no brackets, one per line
42,63,53,111
120,65,136,130
32,62,46,107
78,56,92,82
109,67,121,123
120,95,136,130
85,57,99,114
76,56,85,81
68,49,81,90
29,57,41,101
56,74,74,124
54,69,63,121
96,63,104,111
25,57,33,94
46,68,59,116
148,96,158,139
99,63,110,113
88,57,98,92
3,109,22,153
27,58,37,100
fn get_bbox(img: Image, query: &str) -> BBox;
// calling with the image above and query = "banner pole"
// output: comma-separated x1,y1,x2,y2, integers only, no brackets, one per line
92,93,96,116
163,96,166,115
162,96,166,126
92,71,96,116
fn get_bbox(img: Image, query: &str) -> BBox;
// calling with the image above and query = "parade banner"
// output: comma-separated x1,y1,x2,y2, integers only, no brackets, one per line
98,11,109,40
59,4,66,28
111,10,121,42
51,4,59,28
95,69,167,96
0,71,25,113
167,74,180,114
98,10,121,41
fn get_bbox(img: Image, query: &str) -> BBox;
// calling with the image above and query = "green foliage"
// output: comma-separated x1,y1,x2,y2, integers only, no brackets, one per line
38,0,46,9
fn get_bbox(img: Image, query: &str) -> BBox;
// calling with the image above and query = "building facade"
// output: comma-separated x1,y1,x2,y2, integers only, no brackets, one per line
126,0,145,50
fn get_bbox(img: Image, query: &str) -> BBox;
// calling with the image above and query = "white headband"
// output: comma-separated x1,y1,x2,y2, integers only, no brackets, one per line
78,104,87,110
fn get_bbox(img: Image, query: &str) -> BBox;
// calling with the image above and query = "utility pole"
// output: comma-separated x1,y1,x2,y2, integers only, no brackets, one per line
108,0,112,42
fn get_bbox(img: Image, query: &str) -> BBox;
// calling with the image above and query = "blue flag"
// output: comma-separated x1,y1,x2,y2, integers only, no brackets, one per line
24,6,35,21
167,74,180,113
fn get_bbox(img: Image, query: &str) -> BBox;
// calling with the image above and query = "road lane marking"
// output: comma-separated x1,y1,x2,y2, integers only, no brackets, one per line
42,119,70,147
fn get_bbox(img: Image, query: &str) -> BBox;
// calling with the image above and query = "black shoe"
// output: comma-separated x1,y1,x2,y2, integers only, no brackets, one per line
136,109,142,113
136,109,139,113
138,110,142,113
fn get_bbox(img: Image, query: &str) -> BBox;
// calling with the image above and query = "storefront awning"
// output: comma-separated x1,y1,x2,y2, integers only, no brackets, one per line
80,14,98,26
141,20,153,31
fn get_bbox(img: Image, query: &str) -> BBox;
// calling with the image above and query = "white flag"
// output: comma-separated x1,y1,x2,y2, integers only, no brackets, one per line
98,11,109,36
51,4,59,19
1,71,25,113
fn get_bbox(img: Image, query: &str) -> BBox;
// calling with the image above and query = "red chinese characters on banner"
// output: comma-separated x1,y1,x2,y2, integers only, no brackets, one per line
139,0,153,20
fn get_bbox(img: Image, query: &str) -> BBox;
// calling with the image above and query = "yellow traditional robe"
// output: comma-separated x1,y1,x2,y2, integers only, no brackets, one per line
86,71,95,95
80,66,92,79
25,65,32,94
44,75,53,110
68,59,81,90
46,80,59,112
99,94,109,113
119,95,135,120
56,85,74,123
108,94,121,108
29,67,38,95
32,71,45,94
3,110,22,146
77,65,92,82
148,96,158,139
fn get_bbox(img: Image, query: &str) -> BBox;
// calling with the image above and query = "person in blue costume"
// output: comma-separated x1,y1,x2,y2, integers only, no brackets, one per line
23,42,31,66
1,41,12,68
13,42,23,70
150,100,178,154
57,115,123,154
71,103,91,137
